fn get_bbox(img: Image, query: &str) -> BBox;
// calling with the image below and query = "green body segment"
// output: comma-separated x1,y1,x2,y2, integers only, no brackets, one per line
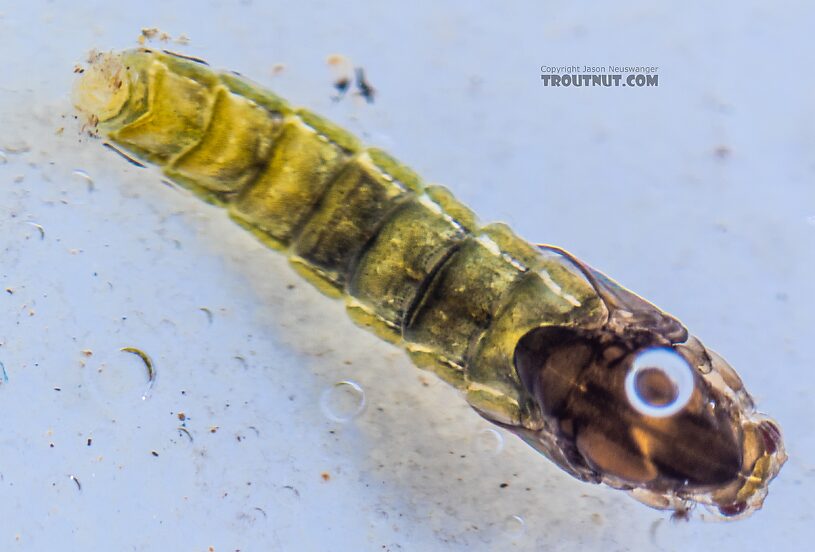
95,49,608,425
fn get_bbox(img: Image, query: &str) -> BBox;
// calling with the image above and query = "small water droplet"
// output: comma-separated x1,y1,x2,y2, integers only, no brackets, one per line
25,221,45,240
72,169,94,191
503,514,525,538
2,141,30,154
83,350,155,406
320,380,366,423
472,427,504,456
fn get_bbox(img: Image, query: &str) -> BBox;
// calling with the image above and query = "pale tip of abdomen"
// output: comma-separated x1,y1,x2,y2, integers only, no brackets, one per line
72,51,131,124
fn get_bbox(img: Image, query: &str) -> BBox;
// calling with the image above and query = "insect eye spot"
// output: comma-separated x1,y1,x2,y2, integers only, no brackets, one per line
625,348,694,417
634,367,677,406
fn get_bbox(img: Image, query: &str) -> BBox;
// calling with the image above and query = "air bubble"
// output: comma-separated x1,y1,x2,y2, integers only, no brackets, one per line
502,514,526,538
625,348,694,417
472,427,504,456
72,169,94,191
25,221,45,240
83,351,155,406
320,380,366,423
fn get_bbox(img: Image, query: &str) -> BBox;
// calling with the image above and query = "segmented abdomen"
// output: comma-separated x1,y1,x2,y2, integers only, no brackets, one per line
89,49,605,424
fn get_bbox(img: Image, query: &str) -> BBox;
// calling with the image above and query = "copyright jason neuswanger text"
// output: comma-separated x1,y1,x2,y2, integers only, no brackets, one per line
539,65,659,87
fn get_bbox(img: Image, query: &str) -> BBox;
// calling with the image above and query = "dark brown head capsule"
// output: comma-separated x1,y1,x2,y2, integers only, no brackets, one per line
513,324,786,517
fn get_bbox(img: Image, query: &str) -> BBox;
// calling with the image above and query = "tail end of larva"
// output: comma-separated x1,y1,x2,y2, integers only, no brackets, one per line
73,51,131,125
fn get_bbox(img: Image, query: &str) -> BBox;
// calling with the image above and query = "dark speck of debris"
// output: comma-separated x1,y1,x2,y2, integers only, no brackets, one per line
500,483,509,488
87,438,92,446
254,506,268,518
713,145,731,159
151,450,159,457
332,77,351,101
199,307,214,324
355,67,376,103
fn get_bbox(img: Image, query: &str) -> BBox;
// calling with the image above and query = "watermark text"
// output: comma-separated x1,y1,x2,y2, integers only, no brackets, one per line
539,65,659,87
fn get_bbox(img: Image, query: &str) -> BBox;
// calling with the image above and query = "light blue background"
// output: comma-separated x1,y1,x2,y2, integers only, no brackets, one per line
0,2,813,550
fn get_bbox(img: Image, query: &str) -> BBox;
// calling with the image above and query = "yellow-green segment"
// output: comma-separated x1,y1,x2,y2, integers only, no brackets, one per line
74,48,607,426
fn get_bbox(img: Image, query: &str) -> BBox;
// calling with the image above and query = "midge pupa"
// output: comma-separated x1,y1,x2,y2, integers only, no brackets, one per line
73,48,786,518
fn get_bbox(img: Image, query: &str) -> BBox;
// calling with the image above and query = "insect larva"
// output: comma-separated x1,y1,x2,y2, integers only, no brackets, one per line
74,48,785,518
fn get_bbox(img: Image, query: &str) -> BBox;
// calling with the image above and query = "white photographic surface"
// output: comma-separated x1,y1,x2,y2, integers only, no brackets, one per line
0,2,812,550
